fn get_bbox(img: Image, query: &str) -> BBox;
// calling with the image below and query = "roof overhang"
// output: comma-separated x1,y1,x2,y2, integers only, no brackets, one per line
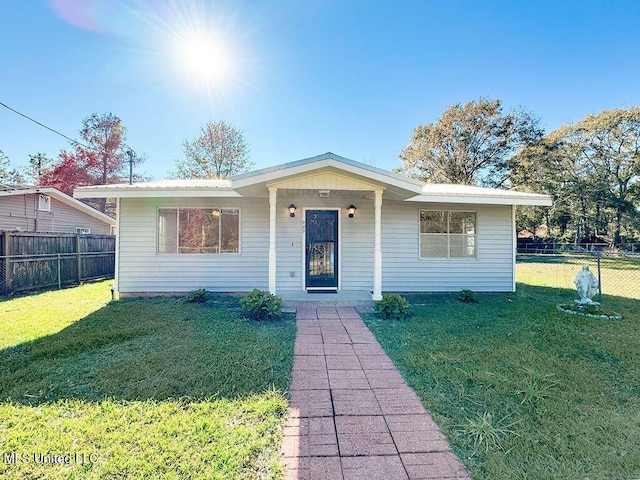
1,186,116,225
74,180,239,199
406,184,553,206
72,153,554,207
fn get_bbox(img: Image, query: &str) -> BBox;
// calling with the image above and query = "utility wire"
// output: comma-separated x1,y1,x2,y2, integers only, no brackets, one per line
1,100,139,184
0,100,92,151
0,100,137,156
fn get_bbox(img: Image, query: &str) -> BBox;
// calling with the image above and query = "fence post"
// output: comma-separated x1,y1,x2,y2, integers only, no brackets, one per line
57,253,62,290
2,232,10,295
596,251,602,301
76,234,82,284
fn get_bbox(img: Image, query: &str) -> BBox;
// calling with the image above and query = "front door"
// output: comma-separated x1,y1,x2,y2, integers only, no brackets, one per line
305,210,338,290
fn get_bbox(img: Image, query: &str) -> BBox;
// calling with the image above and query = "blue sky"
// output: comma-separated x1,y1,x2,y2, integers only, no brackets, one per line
1,0,639,180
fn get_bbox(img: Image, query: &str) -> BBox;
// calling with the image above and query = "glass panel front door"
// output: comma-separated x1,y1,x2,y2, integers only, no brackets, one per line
305,210,338,289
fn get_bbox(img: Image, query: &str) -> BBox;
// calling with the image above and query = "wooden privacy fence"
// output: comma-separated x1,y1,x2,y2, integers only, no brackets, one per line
0,231,115,295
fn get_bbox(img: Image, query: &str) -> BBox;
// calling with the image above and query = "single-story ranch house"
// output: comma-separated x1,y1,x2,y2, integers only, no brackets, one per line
74,153,552,300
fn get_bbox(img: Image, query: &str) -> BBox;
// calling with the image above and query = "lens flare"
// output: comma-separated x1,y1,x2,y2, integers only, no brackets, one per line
178,33,235,87
49,0,256,101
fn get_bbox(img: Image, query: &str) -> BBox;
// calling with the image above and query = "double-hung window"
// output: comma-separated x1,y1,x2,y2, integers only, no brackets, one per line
158,208,240,254
419,210,476,259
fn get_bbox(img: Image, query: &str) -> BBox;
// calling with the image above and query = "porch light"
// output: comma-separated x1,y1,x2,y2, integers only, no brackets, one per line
348,205,357,218
288,204,296,217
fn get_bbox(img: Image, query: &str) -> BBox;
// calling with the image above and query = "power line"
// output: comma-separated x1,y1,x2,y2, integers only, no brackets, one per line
0,100,92,151
1,101,139,181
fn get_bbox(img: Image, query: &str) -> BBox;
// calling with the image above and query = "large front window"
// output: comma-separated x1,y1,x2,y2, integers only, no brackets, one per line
158,208,240,254
419,210,476,259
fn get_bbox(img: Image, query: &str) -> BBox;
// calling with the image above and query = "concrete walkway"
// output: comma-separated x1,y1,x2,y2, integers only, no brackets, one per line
281,306,470,480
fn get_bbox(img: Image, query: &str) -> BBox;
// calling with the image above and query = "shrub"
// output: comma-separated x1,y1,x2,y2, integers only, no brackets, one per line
458,289,479,303
240,289,283,321
374,293,410,320
186,289,208,303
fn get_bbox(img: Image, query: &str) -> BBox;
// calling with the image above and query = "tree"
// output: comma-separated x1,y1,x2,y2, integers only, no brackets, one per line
398,98,542,188
38,150,95,196
0,150,11,182
171,120,252,179
39,113,143,213
511,128,601,240
512,106,640,246
572,107,640,246
24,152,54,184
0,150,26,185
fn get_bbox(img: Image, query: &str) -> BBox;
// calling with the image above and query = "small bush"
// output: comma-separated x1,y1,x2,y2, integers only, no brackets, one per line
458,289,479,303
186,289,208,303
375,293,410,320
240,289,283,321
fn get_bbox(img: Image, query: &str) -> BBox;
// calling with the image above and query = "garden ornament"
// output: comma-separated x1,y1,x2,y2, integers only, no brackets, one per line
574,264,600,307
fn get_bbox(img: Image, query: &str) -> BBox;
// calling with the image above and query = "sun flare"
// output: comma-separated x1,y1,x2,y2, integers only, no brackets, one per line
180,34,232,85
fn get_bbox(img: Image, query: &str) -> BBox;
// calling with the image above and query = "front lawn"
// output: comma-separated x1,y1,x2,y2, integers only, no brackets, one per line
0,281,296,479
364,286,640,479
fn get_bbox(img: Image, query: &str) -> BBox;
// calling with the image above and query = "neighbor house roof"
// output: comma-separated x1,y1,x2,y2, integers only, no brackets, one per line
74,153,553,206
1,185,116,225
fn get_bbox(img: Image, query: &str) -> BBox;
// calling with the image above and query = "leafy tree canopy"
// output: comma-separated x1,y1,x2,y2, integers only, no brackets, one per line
0,150,26,185
399,98,542,188
39,113,143,214
513,106,640,246
171,120,252,179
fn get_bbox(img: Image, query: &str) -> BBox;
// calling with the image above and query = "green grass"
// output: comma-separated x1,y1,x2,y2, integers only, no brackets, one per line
517,254,640,299
0,281,112,349
0,282,296,479
365,283,640,479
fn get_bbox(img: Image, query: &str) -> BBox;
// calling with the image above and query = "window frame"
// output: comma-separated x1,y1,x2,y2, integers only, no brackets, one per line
418,209,477,260
157,207,241,255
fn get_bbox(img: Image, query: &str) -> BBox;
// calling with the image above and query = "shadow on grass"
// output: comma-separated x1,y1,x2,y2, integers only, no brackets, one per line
0,295,296,406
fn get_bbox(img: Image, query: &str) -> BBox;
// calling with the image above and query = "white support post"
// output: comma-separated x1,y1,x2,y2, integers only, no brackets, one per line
268,187,277,295
512,204,517,293
373,189,383,301
113,198,120,300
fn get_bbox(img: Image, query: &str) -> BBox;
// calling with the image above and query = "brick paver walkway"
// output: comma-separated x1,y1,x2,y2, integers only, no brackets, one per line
281,306,470,480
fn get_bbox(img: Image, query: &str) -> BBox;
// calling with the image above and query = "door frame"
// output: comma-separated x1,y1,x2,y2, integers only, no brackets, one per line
302,208,341,291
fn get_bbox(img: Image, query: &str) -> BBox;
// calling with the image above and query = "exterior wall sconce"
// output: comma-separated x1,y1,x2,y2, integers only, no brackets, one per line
347,205,357,218
288,204,297,217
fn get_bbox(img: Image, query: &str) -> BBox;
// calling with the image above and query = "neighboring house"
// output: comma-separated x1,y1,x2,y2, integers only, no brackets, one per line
75,153,552,300
0,185,115,235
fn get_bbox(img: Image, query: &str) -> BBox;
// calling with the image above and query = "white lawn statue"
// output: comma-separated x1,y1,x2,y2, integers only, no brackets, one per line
574,264,600,307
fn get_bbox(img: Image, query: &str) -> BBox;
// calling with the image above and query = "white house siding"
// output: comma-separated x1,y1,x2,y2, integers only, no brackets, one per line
381,201,514,292
116,196,513,295
275,195,374,292
117,197,270,295
0,195,34,231
44,197,113,234
0,194,112,234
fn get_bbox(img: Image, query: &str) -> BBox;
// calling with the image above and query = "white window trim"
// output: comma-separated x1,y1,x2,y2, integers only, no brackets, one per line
38,194,51,212
418,209,478,260
157,207,242,255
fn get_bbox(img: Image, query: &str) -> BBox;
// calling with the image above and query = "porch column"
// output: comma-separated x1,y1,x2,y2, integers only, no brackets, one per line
373,188,383,301
268,187,277,294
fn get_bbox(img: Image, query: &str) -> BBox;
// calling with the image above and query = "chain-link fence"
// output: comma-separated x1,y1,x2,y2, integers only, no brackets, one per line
517,251,640,300
1,251,115,296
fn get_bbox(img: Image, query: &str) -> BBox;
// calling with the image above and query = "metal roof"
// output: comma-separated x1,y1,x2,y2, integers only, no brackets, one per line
74,153,553,206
